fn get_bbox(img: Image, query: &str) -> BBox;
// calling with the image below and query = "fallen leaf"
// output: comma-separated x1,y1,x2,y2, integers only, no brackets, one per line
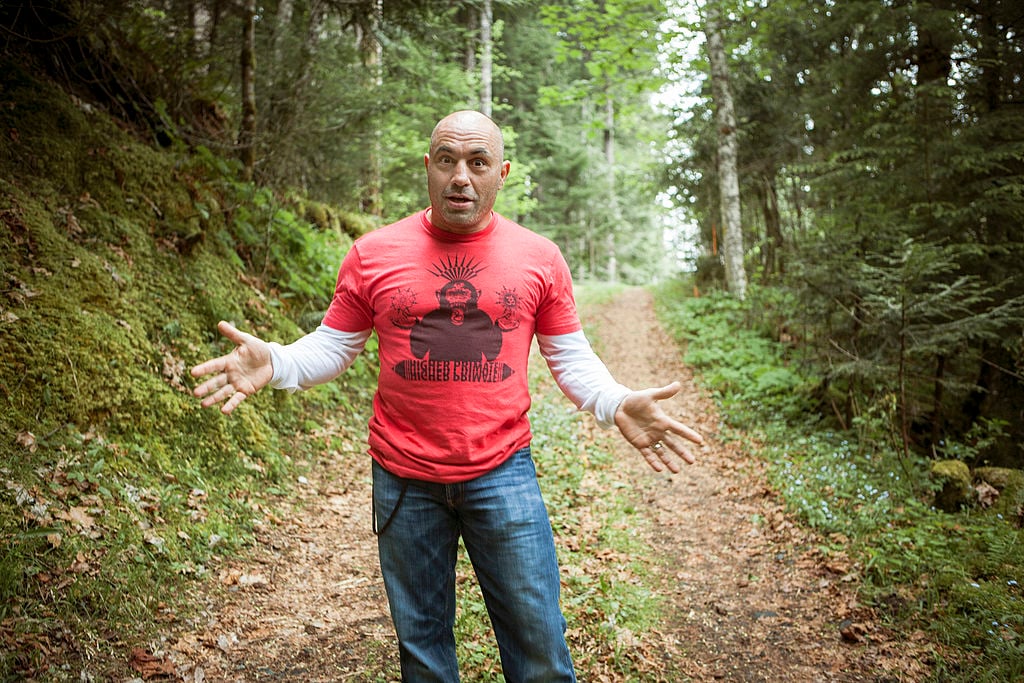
162,350,188,392
57,506,96,530
64,210,82,236
839,619,869,643
218,567,242,585
976,481,999,508
16,431,37,453
237,573,269,588
129,647,176,679
215,632,238,653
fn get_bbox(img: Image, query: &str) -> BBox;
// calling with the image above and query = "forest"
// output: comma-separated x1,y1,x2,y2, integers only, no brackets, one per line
1,0,1022,680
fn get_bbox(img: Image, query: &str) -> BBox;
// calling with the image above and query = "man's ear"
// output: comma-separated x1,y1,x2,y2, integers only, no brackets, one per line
424,153,431,171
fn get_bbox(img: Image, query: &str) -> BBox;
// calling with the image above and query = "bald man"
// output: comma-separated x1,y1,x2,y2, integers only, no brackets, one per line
192,111,702,682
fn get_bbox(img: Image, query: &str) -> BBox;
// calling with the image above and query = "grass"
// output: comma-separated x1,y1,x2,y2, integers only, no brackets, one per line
651,277,1024,682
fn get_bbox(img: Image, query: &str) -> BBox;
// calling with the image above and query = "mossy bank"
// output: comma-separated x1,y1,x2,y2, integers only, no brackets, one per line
0,61,376,680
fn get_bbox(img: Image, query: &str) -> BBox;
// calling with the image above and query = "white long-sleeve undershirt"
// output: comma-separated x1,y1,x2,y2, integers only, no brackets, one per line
268,326,371,391
535,331,630,428
268,325,630,428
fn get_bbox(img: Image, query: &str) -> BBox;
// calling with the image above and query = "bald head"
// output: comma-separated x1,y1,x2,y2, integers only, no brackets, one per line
430,110,505,159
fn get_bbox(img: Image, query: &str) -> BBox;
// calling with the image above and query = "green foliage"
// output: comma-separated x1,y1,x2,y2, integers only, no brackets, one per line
187,151,352,324
654,277,1024,681
0,63,373,679
935,419,1011,464
656,283,814,426
499,1,676,284
664,0,1024,460
790,234,1024,458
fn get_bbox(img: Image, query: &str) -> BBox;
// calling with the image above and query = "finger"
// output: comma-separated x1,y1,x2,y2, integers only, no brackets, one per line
656,446,681,473
653,435,685,472
191,356,226,379
217,320,253,347
192,372,225,398
642,445,666,473
647,381,682,401
191,322,251,380
669,441,696,466
648,437,680,473
221,391,248,414
200,382,237,408
668,420,704,446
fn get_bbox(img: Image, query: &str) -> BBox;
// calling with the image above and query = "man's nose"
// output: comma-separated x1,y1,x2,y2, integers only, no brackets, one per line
452,161,470,184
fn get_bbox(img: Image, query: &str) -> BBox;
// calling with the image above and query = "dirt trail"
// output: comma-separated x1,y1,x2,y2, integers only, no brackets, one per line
168,287,917,681
584,288,917,682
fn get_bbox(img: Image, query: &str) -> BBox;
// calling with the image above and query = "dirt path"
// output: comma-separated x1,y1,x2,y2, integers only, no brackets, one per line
168,287,919,681
583,288,919,682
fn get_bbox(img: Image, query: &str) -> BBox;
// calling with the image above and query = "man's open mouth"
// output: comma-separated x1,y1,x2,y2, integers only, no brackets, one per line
445,194,474,208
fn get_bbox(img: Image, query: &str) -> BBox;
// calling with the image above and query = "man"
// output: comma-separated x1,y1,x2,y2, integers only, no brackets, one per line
191,110,703,682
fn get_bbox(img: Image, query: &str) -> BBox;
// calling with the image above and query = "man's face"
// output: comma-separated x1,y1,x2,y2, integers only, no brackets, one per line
425,112,511,235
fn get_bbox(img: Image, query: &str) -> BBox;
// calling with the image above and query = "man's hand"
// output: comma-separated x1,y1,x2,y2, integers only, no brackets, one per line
614,381,703,473
191,321,274,414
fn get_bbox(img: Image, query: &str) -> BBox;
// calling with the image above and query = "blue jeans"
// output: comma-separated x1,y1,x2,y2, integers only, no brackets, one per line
372,447,576,682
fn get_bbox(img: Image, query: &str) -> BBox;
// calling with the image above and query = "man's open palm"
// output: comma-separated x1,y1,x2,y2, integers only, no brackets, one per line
615,382,703,473
191,321,274,414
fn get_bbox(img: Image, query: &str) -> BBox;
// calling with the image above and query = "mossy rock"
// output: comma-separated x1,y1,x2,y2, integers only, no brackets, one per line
931,459,976,512
337,209,376,238
304,201,330,230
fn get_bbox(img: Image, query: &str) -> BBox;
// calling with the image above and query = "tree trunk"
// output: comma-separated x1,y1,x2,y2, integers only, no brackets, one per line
704,2,746,299
272,0,294,66
762,174,784,278
239,0,257,182
463,7,477,72
604,94,617,283
931,354,946,450
357,0,384,217
479,0,493,117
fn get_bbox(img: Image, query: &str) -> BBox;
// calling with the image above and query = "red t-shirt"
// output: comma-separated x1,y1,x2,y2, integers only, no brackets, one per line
323,210,582,483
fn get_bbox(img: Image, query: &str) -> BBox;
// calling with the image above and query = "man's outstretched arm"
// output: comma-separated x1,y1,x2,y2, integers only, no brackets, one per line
538,332,703,473
192,322,370,414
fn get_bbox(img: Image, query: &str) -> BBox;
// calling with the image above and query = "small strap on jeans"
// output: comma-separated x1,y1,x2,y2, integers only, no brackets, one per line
372,478,410,537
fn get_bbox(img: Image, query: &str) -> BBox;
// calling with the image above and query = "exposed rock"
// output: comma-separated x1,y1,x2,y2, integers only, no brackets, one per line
931,460,976,512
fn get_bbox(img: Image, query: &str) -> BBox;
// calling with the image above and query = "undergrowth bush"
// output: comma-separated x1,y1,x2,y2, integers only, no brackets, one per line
653,277,1024,682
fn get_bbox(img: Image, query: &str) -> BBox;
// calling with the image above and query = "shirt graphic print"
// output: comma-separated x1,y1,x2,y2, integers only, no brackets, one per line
391,254,519,383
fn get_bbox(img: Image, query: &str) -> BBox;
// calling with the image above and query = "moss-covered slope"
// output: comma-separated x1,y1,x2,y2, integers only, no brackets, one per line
0,61,374,679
